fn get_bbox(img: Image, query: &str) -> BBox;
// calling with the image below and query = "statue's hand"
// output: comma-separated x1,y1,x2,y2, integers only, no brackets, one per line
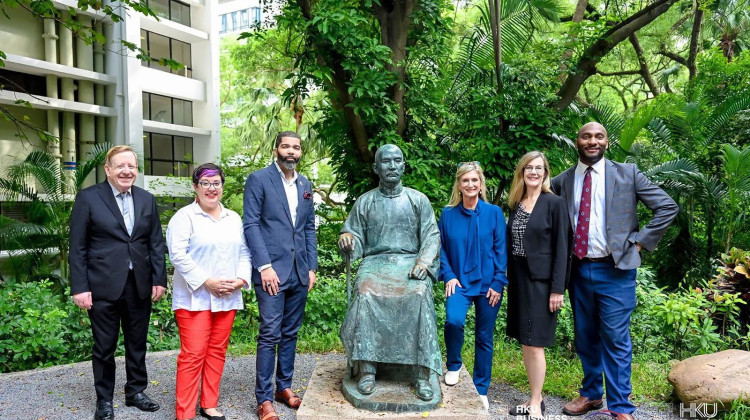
338,233,355,255
409,263,427,280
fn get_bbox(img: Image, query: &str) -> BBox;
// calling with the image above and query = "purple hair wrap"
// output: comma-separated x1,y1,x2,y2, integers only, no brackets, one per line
198,169,220,179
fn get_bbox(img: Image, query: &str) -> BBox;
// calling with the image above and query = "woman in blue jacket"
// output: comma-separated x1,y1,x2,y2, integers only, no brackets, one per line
438,161,508,411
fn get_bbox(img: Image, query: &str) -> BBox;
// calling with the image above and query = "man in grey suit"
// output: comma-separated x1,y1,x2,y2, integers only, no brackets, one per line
243,131,317,420
551,122,678,420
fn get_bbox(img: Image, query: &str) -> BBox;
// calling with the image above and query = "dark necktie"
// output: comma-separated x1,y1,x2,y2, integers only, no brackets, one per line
575,167,592,259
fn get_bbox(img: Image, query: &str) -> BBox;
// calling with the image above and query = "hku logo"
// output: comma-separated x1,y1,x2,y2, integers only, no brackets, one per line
679,402,719,418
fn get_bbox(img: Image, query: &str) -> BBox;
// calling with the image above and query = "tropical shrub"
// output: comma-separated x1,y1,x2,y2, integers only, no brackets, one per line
0,279,90,372
708,247,750,333
0,145,109,286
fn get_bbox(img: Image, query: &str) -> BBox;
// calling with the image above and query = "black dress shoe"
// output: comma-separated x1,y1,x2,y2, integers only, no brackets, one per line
125,392,160,412
94,400,114,420
199,407,227,420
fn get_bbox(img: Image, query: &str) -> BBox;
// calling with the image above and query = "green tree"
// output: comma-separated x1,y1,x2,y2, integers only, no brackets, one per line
263,0,454,200
0,144,109,286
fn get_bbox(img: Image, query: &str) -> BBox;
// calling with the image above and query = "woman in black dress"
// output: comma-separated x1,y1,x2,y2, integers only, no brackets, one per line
506,151,569,419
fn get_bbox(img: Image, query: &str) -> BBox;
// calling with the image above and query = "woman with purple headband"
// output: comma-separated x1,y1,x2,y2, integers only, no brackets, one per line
167,163,251,420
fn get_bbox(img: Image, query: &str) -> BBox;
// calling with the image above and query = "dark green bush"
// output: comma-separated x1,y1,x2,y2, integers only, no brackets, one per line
0,279,91,372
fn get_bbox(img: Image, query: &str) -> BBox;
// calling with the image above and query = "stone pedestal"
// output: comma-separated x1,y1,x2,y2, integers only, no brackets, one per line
298,359,489,420
341,364,441,412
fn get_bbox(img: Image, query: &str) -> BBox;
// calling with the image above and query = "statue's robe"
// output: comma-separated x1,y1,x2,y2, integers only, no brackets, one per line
340,186,442,377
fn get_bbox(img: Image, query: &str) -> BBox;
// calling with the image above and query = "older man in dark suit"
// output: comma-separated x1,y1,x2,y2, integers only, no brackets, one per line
243,131,317,420
70,145,167,420
551,122,678,420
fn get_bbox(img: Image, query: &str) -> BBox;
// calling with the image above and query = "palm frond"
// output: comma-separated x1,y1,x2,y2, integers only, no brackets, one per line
6,150,62,200
0,178,40,202
448,0,562,98
0,219,57,250
707,90,750,135
587,103,625,144
721,143,750,191
73,143,110,191
646,158,700,177
619,96,679,151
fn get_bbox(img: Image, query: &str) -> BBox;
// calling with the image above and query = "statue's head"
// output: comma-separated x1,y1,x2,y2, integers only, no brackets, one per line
373,144,405,185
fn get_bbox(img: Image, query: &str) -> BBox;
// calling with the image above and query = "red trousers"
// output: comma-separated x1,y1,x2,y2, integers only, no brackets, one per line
174,309,236,420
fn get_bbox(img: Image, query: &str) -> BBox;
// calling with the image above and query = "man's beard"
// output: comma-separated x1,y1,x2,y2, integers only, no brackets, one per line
577,147,604,165
280,157,299,171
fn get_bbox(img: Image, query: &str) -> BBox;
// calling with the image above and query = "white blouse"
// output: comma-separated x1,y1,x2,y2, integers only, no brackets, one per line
167,202,251,312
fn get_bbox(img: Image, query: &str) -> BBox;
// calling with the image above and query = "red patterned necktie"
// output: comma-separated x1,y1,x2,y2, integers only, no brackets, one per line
575,166,593,259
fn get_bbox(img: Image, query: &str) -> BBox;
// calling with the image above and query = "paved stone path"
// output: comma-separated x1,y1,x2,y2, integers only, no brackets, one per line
0,351,681,419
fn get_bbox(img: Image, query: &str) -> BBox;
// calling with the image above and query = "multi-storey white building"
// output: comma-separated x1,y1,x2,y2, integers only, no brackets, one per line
217,0,264,37
0,0,220,202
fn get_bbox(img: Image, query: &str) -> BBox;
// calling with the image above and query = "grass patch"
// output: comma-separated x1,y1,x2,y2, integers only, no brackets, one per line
631,353,674,404
484,339,582,400
478,338,676,405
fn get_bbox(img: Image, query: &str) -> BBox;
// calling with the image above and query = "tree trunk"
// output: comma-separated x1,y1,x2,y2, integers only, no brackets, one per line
687,1,703,79
488,0,503,135
295,0,374,163
374,0,416,139
553,0,679,111
559,0,588,78
629,33,659,97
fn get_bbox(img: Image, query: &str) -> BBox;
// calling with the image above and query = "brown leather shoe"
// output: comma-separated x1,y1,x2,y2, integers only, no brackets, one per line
274,388,302,409
616,414,634,420
562,396,604,416
256,401,279,420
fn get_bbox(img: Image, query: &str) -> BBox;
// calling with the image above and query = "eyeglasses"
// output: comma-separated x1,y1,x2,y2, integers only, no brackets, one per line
197,181,224,190
458,161,480,168
524,166,546,173
112,164,137,171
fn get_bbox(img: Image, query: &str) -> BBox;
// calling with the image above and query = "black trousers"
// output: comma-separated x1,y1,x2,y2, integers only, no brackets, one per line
88,271,152,401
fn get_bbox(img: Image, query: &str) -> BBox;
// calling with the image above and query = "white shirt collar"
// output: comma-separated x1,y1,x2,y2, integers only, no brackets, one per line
576,157,606,175
189,201,229,219
273,161,298,184
107,181,132,196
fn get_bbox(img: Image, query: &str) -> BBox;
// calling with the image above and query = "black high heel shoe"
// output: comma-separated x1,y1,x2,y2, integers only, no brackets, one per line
199,407,226,420
529,400,546,420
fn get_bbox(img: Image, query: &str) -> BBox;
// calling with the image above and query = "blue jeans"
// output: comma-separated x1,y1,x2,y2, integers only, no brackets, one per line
570,260,636,415
444,289,502,395
254,269,308,404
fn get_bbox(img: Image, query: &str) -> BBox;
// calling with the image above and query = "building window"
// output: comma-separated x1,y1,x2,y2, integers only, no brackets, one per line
142,92,193,126
140,29,192,78
219,8,261,34
240,9,249,29
0,69,46,96
220,14,227,33
143,132,193,177
145,0,190,26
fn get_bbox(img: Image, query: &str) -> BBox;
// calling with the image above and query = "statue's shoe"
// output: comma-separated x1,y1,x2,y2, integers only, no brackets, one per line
415,379,433,401
357,373,376,395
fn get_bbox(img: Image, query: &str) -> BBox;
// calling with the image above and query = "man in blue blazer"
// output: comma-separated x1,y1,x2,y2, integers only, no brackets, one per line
70,145,167,420
551,122,678,420
243,131,318,420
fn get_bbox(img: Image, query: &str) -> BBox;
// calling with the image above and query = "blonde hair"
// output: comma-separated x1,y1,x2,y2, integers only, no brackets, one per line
507,151,552,209
447,162,489,207
105,145,138,166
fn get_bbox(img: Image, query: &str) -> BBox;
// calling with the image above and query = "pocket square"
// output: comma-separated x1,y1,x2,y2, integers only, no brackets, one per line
303,190,312,200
